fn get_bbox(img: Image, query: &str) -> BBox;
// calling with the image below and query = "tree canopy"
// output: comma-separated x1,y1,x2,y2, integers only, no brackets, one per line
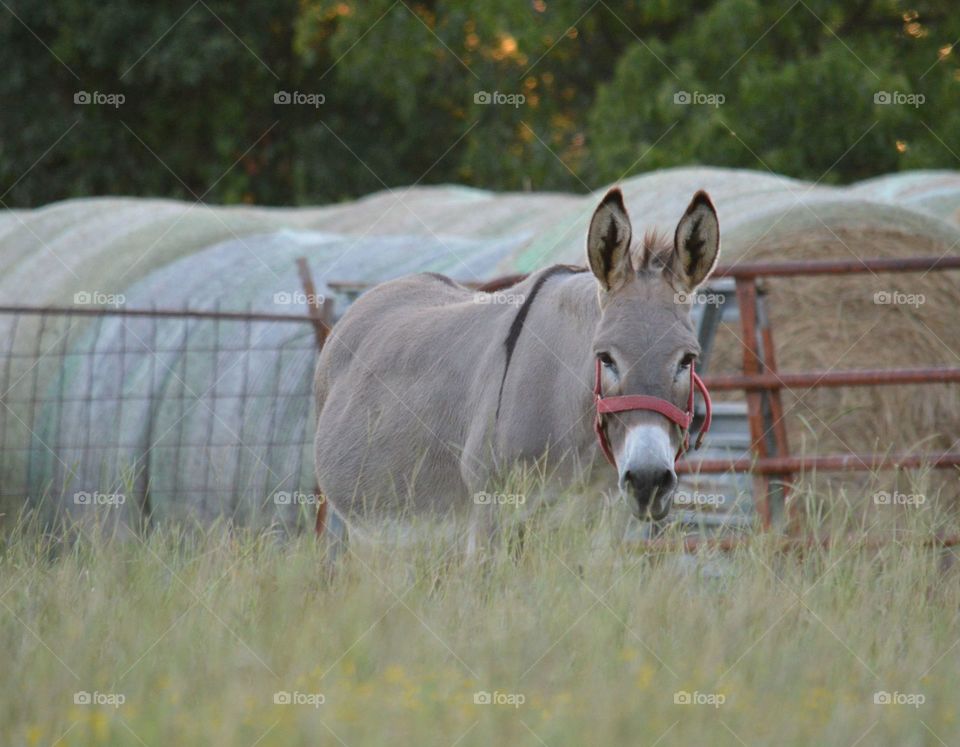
1,0,956,207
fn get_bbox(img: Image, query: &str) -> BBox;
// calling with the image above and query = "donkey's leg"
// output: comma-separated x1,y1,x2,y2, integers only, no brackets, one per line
318,499,350,571
465,498,499,560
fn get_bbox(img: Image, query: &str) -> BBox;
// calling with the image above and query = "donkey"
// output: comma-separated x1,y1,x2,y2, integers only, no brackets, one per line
313,188,720,546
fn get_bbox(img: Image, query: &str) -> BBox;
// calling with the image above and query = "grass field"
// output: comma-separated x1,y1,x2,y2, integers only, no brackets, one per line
2,482,959,746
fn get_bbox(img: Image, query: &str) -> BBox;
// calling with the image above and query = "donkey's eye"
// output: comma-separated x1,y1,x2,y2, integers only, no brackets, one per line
679,353,696,370
597,352,617,372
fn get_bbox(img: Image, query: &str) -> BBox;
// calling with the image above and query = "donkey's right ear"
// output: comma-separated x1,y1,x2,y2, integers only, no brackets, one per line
587,188,633,293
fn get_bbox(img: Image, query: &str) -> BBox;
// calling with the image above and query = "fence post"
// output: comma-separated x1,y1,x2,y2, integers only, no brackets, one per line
296,257,332,351
735,277,772,528
756,291,793,527
295,257,331,537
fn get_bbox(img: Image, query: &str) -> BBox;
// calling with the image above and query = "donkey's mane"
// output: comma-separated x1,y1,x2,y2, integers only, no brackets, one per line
638,230,673,271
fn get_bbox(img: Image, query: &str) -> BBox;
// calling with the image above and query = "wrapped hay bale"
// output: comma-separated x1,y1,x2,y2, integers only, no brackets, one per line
1,167,957,529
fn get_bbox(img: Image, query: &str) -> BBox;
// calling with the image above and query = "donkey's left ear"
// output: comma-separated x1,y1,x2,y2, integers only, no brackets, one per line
670,190,720,291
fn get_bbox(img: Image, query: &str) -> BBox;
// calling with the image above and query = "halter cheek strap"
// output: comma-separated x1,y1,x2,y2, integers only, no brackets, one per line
593,358,712,468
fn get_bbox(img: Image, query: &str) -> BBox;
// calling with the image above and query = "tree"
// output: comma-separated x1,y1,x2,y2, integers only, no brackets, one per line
1,0,957,207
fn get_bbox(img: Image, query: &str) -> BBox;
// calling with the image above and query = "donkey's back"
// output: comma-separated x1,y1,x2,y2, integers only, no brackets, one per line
313,272,512,522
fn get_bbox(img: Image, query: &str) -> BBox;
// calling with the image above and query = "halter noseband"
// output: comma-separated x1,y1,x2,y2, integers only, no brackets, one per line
593,358,712,468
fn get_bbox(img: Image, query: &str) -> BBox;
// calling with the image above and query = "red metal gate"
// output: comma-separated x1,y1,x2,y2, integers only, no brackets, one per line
679,255,960,531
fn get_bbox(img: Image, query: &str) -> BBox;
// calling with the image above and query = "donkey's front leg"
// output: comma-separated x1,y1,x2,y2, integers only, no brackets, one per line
315,498,350,574
465,497,501,561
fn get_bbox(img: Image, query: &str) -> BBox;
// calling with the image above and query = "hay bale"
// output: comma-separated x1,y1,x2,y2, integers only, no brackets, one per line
2,167,958,524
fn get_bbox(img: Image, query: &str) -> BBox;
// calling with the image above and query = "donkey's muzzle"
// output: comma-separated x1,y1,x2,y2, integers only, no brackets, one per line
623,467,676,521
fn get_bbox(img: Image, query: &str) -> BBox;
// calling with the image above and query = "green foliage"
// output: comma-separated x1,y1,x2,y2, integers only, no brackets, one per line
1,0,958,207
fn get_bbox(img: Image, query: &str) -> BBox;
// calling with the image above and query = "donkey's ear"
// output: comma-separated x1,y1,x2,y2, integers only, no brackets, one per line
670,190,720,291
587,188,633,292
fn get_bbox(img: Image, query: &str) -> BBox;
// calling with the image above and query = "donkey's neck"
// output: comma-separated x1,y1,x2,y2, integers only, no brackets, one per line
491,265,601,465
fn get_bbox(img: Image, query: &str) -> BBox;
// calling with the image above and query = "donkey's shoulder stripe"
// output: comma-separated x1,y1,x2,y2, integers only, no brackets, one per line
495,264,586,419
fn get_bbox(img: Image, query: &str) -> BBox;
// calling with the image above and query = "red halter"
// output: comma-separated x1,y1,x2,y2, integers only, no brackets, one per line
593,358,712,467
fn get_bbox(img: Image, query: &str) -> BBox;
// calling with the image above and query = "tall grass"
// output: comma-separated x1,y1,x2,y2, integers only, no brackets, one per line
2,478,958,746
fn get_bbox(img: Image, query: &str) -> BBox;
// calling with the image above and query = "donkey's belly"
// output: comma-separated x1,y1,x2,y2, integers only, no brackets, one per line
312,271,517,522
314,385,472,522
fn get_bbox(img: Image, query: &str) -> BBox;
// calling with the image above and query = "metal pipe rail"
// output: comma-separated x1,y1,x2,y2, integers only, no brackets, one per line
712,255,960,278
678,452,960,475
704,367,960,391
0,304,317,324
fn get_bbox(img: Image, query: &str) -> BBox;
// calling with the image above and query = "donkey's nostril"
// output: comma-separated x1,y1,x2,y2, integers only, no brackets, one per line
623,468,677,518
625,468,673,494
656,468,675,493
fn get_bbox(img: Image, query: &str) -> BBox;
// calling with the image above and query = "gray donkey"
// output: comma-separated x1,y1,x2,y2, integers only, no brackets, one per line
314,188,720,546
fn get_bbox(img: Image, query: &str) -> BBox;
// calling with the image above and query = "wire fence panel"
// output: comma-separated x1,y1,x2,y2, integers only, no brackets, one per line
0,307,320,532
